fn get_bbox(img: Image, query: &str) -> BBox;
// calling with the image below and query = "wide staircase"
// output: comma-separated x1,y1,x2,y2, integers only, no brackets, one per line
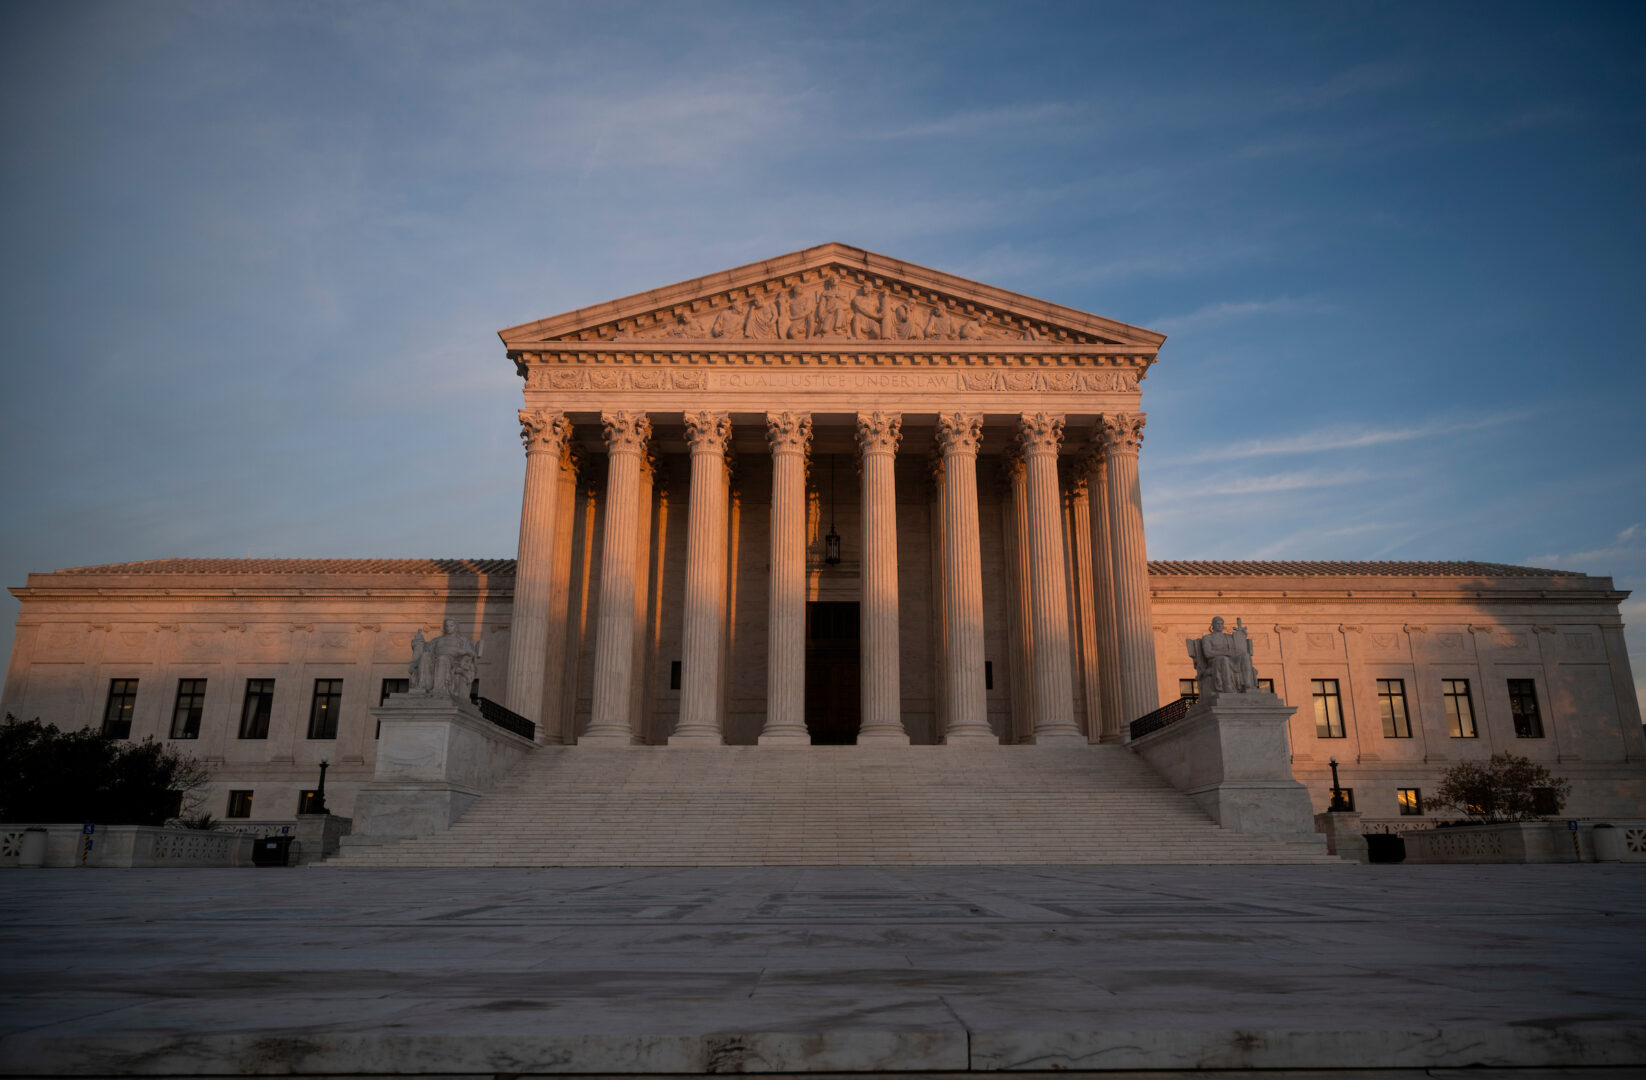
329,745,1337,866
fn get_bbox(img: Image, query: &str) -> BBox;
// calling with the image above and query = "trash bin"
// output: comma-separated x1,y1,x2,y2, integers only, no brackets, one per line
1364,833,1406,864
19,827,47,868
1593,823,1623,863
251,835,296,867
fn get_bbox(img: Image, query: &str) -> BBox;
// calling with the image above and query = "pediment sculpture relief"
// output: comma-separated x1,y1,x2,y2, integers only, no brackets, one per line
606,273,1054,345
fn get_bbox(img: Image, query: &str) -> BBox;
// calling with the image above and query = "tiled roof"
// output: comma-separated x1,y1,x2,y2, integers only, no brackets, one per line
55,558,515,576
1147,560,1582,578
48,557,1583,579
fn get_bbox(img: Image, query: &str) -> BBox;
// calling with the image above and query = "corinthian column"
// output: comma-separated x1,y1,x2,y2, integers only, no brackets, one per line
1001,449,1035,742
1081,445,1124,743
506,410,571,732
936,413,994,744
759,411,811,744
672,411,732,745
1066,471,1101,742
1018,412,1082,743
584,411,651,745
539,442,582,744
856,411,909,745
1100,412,1159,728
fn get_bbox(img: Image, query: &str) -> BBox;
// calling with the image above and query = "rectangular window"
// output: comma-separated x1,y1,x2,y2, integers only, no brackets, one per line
378,678,408,706
1508,679,1544,738
1179,678,1199,703
102,678,138,739
307,678,343,739
1331,787,1356,811
1397,787,1423,815
984,660,994,691
169,678,207,739
1378,679,1412,738
669,661,682,690
225,790,253,819
1312,679,1345,738
1257,678,1274,694
1444,679,1477,738
239,679,275,740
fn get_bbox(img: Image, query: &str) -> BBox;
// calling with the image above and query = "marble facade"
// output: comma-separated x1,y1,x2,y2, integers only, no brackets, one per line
3,244,1643,831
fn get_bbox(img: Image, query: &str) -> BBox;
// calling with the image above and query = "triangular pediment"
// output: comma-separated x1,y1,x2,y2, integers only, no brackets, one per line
498,243,1165,352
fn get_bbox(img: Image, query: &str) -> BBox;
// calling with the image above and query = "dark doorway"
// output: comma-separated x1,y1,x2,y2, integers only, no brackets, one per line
805,601,861,745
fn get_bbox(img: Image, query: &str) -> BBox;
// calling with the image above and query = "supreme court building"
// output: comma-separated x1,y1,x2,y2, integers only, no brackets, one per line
5,244,1644,833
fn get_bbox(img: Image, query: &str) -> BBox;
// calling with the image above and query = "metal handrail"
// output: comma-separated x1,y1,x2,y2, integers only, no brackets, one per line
1129,695,1195,741
474,696,536,741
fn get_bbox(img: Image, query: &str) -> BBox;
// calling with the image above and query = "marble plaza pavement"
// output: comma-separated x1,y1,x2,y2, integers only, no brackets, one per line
1,864,1644,1077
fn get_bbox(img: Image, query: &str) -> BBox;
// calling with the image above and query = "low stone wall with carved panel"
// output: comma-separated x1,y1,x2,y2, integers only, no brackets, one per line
1402,820,1646,863
0,825,255,867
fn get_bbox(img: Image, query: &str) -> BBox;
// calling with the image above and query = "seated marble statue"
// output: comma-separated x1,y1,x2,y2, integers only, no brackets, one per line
1187,616,1262,696
408,619,482,701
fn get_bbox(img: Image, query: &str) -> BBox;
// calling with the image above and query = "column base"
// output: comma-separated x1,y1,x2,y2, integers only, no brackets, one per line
1098,732,1127,745
666,731,723,746
1031,728,1088,745
945,729,1000,745
757,731,811,746
857,730,911,746
577,731,637,747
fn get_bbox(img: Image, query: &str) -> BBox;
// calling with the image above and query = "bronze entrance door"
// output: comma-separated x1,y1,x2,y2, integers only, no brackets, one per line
804,601,861,744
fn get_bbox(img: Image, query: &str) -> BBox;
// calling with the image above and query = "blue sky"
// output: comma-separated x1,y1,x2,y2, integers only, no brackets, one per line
2,1,1643,706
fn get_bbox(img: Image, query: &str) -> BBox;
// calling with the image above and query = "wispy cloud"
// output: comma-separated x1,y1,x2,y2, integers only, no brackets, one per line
1151,296,1326,332
1529,524,1644,569
866,101,1095,141
1150,468,1370,504
1165,411,1529,465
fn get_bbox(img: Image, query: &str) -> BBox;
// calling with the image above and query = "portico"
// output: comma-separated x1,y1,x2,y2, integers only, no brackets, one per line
498,244,1165,746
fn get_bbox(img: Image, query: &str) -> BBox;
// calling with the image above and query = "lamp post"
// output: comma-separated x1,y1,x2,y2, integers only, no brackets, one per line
1328,756,1349,812
312,756,330,815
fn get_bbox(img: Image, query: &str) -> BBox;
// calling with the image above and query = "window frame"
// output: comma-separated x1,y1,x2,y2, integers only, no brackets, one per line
1508,678,1544,739
102,678,138,739
239,679,275,740
169,678,207,740
1377,678,1412,739
1312,678,1345,738
307,678,343,740
1443,679,1477,738
1397,787,1423,816
225,790,253,819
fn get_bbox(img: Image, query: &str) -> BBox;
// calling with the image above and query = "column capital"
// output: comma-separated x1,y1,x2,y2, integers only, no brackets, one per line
601,411,652,454
1098,411,1146,455
765,411,813,454
935,412,984,457
1076,440,1105,478
559,440,584,479
519,409,571,455
683,410,732,454
856,411,902,456
1017,411,1064,458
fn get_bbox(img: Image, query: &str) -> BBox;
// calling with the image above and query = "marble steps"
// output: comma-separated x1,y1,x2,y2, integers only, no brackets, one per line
331,745,1336,866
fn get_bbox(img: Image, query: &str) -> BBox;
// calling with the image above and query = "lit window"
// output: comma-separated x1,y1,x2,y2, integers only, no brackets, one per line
1508,679,1544,738
1257,678,1274,695
102,679,138,739
239,679,274,740
1312,679,1345,738
1378,679,1411,738
225,790,253,819
170,679,207,739
307,679,343,740
1444,679,1476,738
1397,788,1423,815
1179,678,1199,703
378,678,408,706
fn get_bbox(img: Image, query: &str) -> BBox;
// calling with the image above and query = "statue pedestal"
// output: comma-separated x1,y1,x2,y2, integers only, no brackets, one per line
1130,691,1321,844
347,693,536,846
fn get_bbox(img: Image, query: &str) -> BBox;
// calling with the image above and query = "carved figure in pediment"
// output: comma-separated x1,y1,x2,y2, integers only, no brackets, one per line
1187,617,1262,696
744,293,779,339
891,301,918,340
663,310,706,338
850,285,885,339
815,277,851,337
777,285,814,339
959,317,988,340
923,303,958,339
710,301,744,339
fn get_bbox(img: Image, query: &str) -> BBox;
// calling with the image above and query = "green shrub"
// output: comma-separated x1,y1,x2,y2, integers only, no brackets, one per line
0,715,209,826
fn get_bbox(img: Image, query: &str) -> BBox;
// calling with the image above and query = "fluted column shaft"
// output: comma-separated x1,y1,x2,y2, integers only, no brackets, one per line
585,411,651,745
760,412,811,744
1019,412,1082,742
1067,476,1101,743
937,413,994,743
1102,412,1159,728
539,443,582,744
1002,451,1035,743
856,411,909,745
1082,447,1125,743
673,412,731,744
506,410,571,731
